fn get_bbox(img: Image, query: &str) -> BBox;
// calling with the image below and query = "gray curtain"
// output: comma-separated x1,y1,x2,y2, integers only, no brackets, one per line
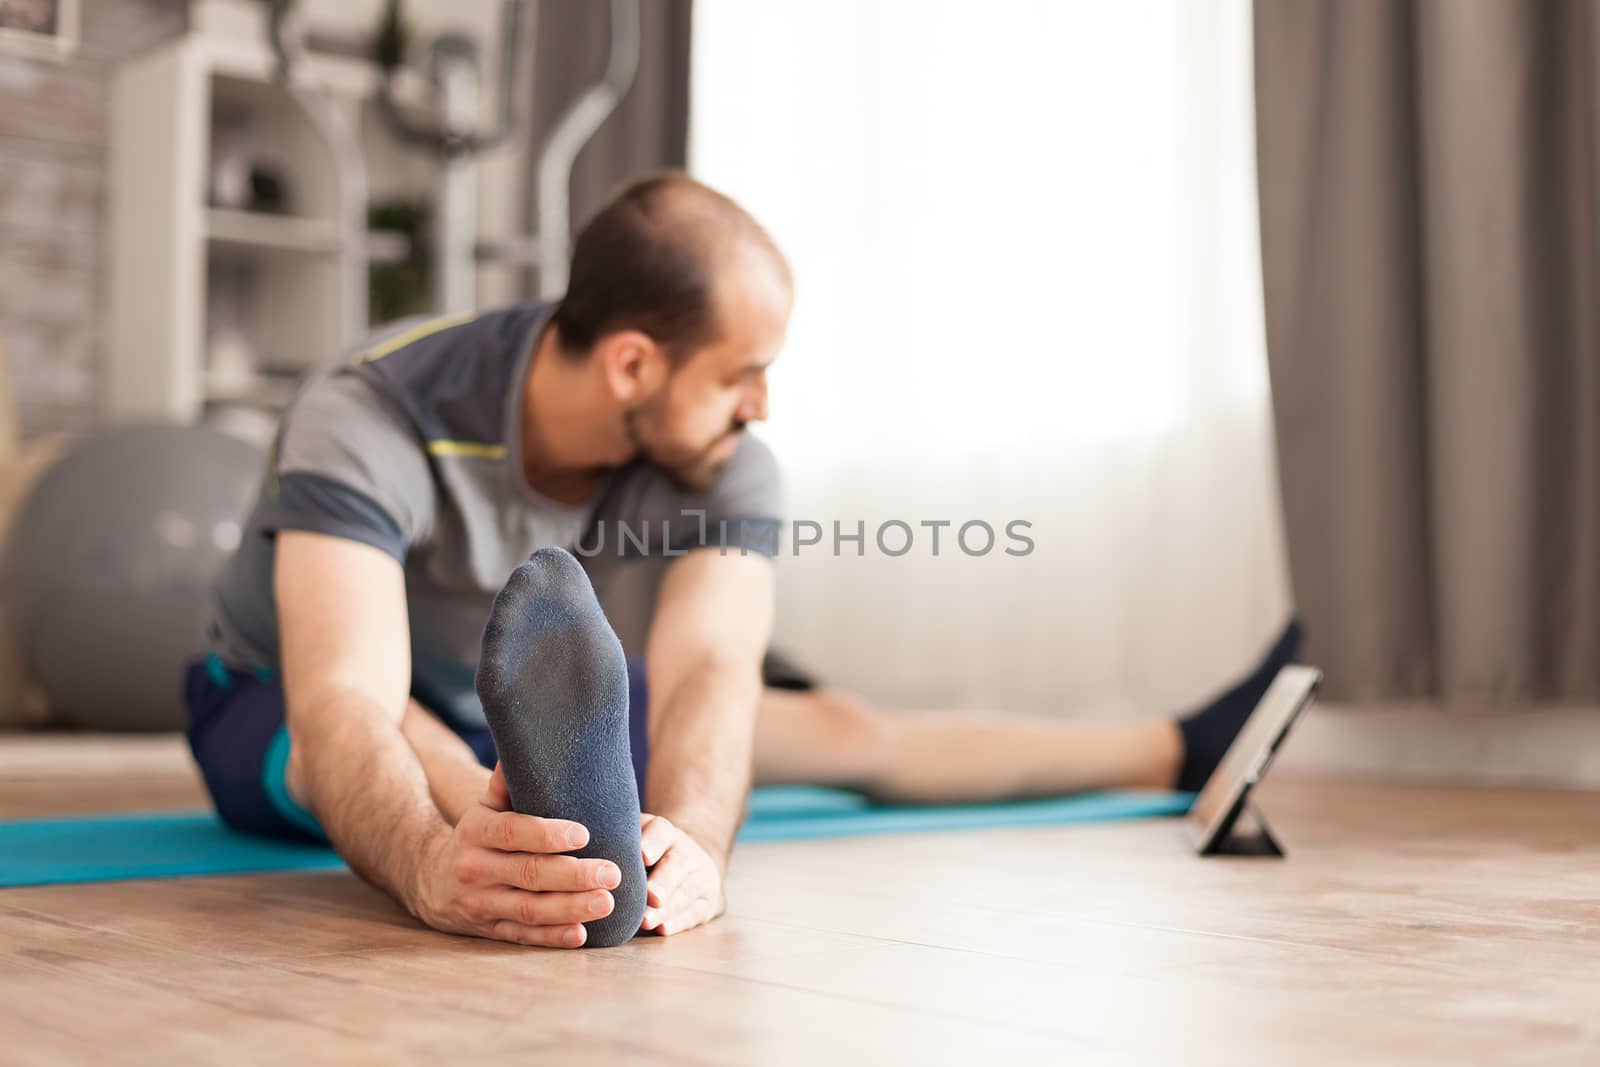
1254,0,1600,703
522,0,692,278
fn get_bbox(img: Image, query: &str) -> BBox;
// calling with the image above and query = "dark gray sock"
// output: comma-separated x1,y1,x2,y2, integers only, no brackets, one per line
475,546,646,948
1176,618,1303,793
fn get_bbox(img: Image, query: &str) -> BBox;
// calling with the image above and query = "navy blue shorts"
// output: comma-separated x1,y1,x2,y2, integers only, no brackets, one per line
183,653,651,842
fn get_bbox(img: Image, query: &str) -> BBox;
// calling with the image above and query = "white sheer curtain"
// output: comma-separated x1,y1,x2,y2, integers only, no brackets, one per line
691,0,1292,719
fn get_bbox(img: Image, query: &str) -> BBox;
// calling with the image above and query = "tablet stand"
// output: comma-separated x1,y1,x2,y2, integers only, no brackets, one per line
1201,796,1285,857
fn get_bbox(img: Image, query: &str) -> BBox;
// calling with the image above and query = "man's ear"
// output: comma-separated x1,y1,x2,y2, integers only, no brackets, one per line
596,330,670,402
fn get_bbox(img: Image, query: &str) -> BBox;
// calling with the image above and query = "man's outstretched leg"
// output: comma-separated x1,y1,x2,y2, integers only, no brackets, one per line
751,620,1301,801
477,546,648,947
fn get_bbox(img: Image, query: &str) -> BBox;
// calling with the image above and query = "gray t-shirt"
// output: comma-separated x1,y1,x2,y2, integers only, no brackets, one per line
209,301,783,729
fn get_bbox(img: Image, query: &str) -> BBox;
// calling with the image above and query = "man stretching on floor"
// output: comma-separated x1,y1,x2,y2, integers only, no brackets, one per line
186,173,1300,949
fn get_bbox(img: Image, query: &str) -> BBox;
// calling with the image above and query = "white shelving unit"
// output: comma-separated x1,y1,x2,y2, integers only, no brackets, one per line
205,207,343,254
106,31,389,426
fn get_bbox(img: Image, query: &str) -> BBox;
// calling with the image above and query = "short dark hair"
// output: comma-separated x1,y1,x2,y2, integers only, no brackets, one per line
552,172,787,363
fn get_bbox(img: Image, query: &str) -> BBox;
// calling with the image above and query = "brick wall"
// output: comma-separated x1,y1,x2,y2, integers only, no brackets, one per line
0,0,188,440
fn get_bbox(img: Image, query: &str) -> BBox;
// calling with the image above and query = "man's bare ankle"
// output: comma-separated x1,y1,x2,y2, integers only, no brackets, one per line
285,745,310,809
1157,719,1185,790
1133,719,1185,790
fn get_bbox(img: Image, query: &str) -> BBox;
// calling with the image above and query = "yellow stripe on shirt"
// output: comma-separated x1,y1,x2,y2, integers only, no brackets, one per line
355,311,476,363
425,439,507,459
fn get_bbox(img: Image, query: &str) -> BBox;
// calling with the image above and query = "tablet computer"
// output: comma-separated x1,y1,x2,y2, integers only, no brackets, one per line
1187,663,1321,856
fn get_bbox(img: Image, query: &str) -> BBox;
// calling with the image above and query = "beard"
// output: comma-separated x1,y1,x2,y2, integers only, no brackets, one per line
625,409,745,493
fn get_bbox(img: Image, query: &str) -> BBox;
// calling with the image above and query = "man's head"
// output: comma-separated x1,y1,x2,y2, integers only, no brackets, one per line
553,173,792,491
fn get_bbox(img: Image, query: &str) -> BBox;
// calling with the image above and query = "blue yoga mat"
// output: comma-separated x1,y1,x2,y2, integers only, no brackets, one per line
0,787,1192,889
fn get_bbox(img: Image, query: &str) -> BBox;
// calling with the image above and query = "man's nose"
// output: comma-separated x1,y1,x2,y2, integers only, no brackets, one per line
739,377,769,423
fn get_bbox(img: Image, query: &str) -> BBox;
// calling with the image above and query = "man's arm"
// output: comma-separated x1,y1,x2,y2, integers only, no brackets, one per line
276,530,622,947
275,530,439,897
639,548,775,932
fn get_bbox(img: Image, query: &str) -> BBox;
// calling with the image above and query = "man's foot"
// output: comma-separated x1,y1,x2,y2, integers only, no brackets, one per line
476,546,647,947
1174,618,1303,793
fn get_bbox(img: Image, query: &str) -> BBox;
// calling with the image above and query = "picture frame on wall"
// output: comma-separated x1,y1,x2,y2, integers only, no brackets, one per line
0,0,79,60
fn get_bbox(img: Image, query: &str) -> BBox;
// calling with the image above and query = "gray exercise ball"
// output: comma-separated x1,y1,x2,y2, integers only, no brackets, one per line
0,425,264,731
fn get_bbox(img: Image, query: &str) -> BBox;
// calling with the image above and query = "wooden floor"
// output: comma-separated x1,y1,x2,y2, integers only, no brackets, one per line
0,737,1596,1065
